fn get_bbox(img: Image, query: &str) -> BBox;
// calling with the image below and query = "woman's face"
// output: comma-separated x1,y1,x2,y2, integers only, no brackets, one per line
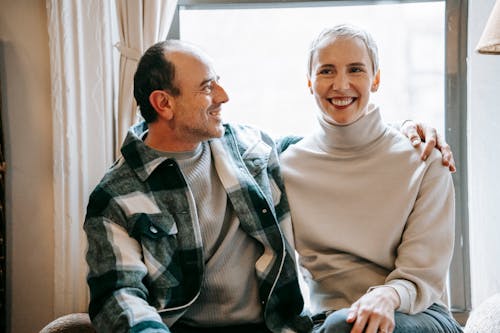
308,36,380,125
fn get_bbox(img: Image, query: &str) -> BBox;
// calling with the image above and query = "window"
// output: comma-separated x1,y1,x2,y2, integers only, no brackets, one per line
179,2,445,137
170,0,470,323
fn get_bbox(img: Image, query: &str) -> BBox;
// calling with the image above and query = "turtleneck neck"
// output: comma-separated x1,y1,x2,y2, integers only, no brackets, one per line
315,104,387,152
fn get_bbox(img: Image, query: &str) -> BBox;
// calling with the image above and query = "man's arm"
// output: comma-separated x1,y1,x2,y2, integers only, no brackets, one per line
84,188,170,333
401,120,456,172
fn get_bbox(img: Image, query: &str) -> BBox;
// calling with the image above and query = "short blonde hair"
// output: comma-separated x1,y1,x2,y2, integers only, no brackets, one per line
307,24,379,76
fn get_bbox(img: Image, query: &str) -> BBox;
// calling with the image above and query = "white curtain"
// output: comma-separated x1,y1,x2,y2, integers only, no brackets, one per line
115,0,178,156
46,0,115,315
45,0,178,315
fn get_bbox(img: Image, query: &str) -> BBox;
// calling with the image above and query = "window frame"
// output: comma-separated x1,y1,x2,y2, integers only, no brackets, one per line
169,0,470,324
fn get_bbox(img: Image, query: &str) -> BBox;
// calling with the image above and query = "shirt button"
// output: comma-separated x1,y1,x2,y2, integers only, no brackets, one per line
149,225,158,234
262,208,268,214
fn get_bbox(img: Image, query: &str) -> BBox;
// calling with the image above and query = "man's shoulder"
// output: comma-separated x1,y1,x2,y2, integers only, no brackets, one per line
223,122,275,146
85,156,157,223
102,157,135,185
224,122,267,136
88,157,138,203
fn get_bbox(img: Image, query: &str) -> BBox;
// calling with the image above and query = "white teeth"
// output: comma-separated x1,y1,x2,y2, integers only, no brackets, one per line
330,97,354,106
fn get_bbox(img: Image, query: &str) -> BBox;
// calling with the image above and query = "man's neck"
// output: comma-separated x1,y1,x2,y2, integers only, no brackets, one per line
144,123,201,152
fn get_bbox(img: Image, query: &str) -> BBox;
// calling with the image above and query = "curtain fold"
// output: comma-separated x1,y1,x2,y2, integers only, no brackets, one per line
46,0,115,315
114,0,178,157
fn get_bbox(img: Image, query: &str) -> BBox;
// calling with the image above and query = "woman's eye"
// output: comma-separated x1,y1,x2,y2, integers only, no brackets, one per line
318,69,333,75
350,67,363,73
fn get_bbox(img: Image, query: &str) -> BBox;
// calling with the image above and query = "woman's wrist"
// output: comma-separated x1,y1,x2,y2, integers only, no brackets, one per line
370,286,401,310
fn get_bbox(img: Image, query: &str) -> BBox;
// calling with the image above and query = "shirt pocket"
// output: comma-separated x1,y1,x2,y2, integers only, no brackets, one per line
130,213,180,286
131,212,178,239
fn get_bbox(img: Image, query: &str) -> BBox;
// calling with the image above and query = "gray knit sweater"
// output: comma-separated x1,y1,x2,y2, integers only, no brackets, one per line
164,142,263,326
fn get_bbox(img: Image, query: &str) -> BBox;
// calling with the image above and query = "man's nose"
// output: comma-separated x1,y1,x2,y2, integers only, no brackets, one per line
213,82,229,103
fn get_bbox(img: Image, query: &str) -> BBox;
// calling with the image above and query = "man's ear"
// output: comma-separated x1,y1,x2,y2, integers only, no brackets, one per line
371,70,381,92
149,90,174,120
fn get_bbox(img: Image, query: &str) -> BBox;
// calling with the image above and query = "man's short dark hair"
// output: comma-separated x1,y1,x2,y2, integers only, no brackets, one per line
133,40,181,123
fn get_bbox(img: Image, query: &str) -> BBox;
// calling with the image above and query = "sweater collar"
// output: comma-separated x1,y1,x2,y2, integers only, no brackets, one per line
315,104,387,151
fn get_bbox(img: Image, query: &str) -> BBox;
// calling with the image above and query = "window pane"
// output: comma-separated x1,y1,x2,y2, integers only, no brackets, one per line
180,2,445,138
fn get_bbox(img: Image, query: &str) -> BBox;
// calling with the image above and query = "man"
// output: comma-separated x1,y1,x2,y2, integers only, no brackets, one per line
84,40,454,333
85,40,309,333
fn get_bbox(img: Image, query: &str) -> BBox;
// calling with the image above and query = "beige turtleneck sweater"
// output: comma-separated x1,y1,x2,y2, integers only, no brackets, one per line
281,106,455,315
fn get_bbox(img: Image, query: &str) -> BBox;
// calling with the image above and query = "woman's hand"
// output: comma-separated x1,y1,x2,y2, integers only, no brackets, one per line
346,286,400,333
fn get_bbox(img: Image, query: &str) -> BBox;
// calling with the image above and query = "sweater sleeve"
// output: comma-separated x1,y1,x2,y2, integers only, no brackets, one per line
384,153,455,314
84,189,170,333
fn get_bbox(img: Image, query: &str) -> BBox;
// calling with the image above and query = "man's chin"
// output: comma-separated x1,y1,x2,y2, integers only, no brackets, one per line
214,128,225,138
209,125,225,139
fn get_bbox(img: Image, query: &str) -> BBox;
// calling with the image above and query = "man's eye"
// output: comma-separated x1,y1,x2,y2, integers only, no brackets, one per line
202,85,213,93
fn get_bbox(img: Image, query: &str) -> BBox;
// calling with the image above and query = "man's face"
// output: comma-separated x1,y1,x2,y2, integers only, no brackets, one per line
308,36,380,125
168,50,229,145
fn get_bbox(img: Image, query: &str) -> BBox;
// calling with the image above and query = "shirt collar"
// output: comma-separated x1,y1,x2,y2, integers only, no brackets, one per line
120,121,170,182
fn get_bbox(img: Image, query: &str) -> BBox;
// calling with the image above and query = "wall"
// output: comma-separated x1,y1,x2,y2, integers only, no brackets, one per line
0,0,55,332
467,0,500,307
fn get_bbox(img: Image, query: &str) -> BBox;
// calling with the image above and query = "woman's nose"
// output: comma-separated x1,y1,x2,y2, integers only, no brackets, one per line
332,72,349,90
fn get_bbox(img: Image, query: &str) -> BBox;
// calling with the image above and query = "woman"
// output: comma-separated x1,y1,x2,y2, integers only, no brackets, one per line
281,24,462,333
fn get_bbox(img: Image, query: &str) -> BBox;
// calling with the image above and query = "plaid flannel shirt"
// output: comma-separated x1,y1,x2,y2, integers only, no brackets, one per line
84,122,312,333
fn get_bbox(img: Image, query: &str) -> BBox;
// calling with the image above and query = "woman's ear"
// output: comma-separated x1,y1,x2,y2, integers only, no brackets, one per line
149,90,174,120
371,70,381,92
307,78,313,94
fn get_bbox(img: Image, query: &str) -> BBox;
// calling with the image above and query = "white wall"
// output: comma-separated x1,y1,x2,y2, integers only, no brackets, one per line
0,0,55,332
467,0,500,307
